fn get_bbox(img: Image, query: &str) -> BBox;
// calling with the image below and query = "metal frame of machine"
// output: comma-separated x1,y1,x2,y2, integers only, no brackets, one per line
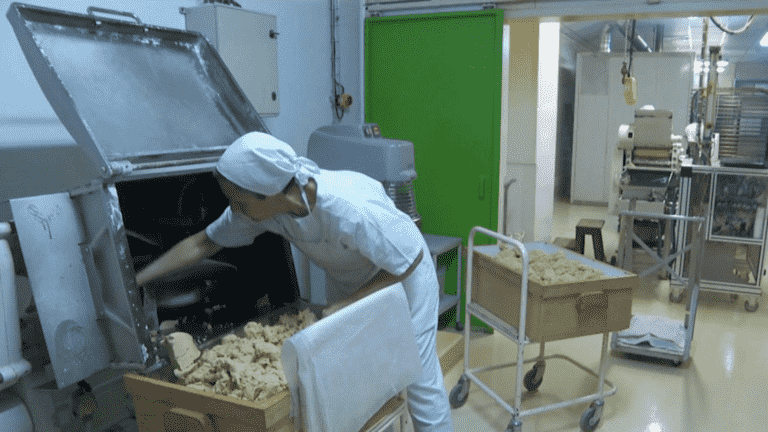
672,164,768,312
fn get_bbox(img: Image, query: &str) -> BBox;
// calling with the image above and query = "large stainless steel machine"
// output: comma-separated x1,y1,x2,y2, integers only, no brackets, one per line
0,4,302,431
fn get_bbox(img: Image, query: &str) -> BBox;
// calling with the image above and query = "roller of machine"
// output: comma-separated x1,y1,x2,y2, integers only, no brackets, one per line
618,107,685,171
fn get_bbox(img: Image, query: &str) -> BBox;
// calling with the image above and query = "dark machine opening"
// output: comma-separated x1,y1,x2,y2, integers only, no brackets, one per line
114,172,300,344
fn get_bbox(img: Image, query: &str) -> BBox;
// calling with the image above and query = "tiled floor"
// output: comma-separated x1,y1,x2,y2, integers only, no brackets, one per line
441,201,768,432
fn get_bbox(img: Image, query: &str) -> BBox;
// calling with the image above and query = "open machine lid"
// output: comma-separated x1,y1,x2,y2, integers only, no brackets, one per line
6,3,269,181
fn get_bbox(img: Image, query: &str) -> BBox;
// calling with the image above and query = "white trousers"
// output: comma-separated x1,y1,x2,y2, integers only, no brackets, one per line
326,242,454,431
398,242,454,432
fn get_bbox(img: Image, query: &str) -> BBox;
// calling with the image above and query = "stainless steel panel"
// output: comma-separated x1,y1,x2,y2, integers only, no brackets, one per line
5,3,268,180
10,193,110,389
73,185,155,368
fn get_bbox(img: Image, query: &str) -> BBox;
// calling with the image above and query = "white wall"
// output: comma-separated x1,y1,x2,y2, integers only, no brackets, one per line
534,21,560,242
555,30,579,200
502,19,559,242
503,18,538,241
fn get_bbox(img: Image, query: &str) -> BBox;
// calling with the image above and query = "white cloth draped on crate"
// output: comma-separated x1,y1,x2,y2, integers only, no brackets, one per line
281,284,423,432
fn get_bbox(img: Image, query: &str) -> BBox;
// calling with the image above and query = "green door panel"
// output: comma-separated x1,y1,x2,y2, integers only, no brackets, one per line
365,9,503,331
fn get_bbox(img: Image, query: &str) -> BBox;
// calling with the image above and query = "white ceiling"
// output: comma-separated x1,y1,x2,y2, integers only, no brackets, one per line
562,15,768,63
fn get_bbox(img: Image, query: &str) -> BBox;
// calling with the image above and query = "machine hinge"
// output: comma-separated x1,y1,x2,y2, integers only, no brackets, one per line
109,160,134,177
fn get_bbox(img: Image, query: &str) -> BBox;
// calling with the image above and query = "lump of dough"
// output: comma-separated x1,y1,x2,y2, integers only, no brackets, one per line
176,309,317,402
494,249,607,285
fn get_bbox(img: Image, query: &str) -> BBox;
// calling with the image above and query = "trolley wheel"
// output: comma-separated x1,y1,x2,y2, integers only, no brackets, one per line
455,320,465,331
580,405,601,432
523,367,543,392
745,300,759,313
672,360,683,367
669,291,684,304
506,418,523,432
449,376,470,409
610,256,617,267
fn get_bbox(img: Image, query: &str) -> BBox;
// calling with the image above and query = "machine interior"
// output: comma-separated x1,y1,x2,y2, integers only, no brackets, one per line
114,172,300,344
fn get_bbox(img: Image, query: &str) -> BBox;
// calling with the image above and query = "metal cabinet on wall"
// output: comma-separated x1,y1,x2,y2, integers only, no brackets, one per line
571,52,693,204
181,4,280,116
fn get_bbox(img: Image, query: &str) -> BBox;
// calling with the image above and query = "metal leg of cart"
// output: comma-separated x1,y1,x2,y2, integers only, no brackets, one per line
450,227,618,432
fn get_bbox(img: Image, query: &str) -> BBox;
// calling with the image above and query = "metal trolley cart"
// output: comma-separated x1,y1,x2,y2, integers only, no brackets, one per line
611,210,706,365
450,227,637,432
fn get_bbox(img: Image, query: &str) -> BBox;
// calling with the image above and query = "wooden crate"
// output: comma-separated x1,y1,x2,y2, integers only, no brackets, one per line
471,243,637,342
124,367,292,432
124,368,404,432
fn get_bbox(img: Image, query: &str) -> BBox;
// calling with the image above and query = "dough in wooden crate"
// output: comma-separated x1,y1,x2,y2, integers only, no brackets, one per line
174,309,317,402
494,248,608,285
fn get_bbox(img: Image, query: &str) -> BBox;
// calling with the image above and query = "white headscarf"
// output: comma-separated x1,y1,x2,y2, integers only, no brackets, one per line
217,132,321,212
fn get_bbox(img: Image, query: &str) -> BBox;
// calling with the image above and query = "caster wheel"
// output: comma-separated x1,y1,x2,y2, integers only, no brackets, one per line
506,418,523,432
449,376,470,409
523,367,543,392
672,360,683,367
610,256,617,266
580,405,601,432
669,291,683,304
745,300,759,313
456,320,465,331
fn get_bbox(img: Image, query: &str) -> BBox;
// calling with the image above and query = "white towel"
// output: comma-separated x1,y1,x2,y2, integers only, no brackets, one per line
281,284,423,432
616,314,686,351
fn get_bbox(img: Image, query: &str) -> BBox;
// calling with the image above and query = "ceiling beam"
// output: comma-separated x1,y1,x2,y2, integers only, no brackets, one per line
367,0,767,21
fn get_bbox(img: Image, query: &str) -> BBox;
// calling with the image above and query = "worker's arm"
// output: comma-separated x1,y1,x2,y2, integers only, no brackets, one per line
323,250,424,317
135,230,224,287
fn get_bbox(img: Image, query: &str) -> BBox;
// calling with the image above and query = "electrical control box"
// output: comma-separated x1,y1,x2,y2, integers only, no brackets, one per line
181,4,280,116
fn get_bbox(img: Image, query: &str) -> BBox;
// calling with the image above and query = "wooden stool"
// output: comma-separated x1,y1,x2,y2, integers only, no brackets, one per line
575,219,605,262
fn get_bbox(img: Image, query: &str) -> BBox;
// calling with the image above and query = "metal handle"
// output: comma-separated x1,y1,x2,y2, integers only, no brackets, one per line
87,6,142,25
164,407,213,432
576,291,608,312
80,226,133,333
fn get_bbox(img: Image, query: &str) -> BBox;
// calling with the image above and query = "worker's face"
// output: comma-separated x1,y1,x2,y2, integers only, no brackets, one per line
218,179,284,223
